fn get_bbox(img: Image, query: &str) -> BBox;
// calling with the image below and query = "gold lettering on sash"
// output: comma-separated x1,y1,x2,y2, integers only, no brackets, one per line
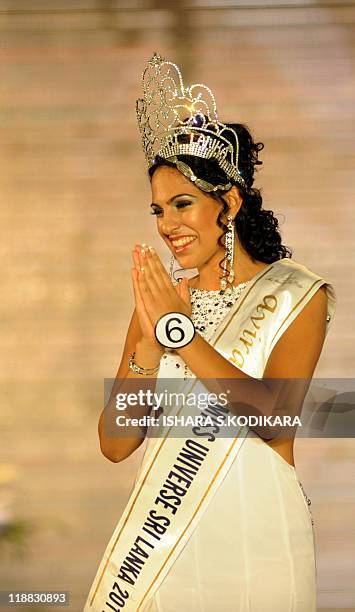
239,329,257,355
258,294,277,314
229,294,278,367
250,315,262,329
230,348,244,368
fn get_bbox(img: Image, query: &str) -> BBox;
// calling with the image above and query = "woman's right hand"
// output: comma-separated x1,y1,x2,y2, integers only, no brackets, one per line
131,245,164,353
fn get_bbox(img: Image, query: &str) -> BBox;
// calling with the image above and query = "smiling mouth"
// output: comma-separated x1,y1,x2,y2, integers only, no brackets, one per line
170,236,197,253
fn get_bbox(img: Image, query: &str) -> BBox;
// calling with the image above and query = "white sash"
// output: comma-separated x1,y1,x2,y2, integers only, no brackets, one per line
84,257,336,612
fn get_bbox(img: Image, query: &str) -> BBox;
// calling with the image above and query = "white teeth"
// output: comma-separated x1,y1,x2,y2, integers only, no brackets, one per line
171,236,196,248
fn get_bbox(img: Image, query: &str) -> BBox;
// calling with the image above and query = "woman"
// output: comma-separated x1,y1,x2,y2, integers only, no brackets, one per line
85,53,336,612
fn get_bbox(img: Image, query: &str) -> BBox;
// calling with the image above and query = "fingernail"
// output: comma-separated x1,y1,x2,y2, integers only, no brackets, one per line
140,248,146,257
148,246,155,254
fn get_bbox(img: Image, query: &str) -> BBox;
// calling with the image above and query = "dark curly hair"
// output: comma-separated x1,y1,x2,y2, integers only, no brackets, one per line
148,122,292,285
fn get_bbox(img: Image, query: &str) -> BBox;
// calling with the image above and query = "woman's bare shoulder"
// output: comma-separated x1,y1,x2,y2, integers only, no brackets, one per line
263,284,328,379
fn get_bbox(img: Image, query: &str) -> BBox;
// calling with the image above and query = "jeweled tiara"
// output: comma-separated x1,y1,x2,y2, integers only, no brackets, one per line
135,52,247,191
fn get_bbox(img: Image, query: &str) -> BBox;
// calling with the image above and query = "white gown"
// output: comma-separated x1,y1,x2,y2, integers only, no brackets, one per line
140,280,318,612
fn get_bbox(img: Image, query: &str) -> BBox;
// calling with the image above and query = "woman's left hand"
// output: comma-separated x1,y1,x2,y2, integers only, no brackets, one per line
134,244,192,327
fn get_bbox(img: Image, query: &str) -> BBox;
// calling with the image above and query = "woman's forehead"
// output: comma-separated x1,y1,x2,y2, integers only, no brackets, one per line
151,165,199,200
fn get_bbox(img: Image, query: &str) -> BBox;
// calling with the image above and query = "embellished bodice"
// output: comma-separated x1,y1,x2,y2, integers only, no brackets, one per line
159,281,251,379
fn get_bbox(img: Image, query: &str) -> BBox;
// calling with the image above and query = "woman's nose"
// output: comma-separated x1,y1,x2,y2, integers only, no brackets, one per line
159,209,181,235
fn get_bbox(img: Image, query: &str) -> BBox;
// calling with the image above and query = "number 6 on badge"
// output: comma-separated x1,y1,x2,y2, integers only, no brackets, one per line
155,312,195,349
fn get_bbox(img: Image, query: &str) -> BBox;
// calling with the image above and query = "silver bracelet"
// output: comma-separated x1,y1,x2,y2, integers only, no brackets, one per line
128,351,161,376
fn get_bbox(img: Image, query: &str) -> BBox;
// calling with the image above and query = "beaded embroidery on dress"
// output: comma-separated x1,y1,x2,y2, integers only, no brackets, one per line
159,281,251,380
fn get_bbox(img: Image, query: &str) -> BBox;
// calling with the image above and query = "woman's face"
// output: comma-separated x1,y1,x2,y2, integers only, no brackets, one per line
150,165,232,269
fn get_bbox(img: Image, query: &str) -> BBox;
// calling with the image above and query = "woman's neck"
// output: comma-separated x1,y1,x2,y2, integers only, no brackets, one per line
188,243,269,290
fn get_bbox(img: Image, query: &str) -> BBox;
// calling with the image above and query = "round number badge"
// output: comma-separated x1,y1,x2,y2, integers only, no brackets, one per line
155,312,195,349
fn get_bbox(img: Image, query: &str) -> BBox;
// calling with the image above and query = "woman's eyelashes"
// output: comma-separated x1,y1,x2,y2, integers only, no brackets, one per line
175,200,192,209
150,207,161,216
150,201,192,216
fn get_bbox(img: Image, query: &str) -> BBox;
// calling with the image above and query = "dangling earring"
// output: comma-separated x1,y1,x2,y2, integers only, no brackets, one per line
220,214,235,292
169,253,176,281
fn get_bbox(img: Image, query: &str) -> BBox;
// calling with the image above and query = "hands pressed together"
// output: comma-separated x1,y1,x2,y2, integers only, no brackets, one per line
131,244,192,351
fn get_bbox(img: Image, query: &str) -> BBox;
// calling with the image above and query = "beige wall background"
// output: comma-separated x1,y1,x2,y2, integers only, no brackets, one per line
0,1,354,610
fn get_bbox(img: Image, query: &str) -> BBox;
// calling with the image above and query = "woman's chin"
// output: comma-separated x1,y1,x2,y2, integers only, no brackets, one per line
171,243,205,269
174,253,197,268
